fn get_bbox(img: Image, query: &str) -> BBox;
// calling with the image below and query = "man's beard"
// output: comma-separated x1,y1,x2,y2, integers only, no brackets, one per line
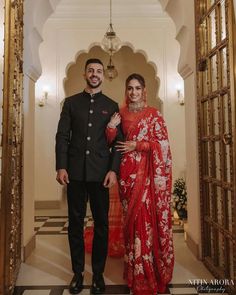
86,78,102,89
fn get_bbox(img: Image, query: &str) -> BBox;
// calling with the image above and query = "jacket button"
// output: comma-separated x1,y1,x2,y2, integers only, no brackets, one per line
89,109,93,114
86,150,90,155
88,123,92,127
91,99,94,103
87,136,91,141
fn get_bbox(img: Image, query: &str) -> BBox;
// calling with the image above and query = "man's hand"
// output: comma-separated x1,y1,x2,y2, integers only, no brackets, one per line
56,169,69,185
103,171,117,188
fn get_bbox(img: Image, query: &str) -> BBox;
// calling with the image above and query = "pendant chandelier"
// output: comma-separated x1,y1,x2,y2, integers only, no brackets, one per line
101,0,121,55
104,55,118,81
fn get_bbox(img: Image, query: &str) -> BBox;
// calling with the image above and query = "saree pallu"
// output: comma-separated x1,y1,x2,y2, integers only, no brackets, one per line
84,184,125,258
119,106,174,294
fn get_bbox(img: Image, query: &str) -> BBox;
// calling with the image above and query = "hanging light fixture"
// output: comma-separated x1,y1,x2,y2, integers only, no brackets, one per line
101,0,121,55
104,55,118,81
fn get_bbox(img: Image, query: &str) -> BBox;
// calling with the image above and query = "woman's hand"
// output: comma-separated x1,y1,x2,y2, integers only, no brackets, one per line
108,112,121,128
116,141,136,153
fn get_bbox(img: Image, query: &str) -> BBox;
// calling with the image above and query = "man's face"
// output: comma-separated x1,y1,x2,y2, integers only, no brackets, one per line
84,63,104,89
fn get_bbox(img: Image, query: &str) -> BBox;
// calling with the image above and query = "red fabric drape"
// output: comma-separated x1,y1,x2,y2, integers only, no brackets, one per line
106,106,174,294
84,184,125,258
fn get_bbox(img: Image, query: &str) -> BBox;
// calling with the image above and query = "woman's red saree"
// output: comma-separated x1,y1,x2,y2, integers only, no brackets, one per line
115,106,174,294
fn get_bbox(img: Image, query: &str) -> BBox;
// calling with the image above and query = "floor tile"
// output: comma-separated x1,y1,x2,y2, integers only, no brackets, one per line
62,289,90,295
38,227,63,232
14,211,222,294
35,222,46,227
47,218,68,222
23,291,50,295
34,216,184,235
169,287,197,294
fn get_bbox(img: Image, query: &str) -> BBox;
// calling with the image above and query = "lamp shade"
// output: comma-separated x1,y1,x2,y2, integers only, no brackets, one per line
101,24,121,55
104,56,118,81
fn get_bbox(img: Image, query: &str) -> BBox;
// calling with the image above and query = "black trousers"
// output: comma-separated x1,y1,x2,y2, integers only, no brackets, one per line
67,180,109,275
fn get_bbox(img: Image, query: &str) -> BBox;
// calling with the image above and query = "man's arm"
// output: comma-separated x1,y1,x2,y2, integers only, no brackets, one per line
55,99,71,174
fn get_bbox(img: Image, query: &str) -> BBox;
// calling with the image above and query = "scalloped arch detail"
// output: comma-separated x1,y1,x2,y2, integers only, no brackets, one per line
64,42,160,86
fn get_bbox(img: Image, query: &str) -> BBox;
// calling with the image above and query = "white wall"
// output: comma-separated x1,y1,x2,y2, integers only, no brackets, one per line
22,0,61,254
22,76,36,252
160,0,201,257
35,16,186,203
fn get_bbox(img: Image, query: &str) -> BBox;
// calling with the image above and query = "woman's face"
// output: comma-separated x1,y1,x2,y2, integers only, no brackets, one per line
126,79,144,103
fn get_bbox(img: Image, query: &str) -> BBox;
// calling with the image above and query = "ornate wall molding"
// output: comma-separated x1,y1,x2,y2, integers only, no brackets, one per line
24,0,61,81
175,26,194,79
159,0,195,79
63,43,162,110
64,42,160,90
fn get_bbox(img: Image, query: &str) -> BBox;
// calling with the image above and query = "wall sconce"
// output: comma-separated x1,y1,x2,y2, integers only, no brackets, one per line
177,89,185,106
38,91,48,107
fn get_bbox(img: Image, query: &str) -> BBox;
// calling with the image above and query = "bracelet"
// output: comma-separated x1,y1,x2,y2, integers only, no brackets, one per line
107,122,117,129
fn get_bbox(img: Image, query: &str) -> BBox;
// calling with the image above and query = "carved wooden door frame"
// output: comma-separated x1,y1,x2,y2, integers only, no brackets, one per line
195,0,236,292
0,1,24,294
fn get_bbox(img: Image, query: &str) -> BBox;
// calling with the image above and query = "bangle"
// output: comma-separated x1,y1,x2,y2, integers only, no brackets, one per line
107,123,116,129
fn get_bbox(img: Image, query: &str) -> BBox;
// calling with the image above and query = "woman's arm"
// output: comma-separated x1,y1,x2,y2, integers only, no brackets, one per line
105,112,121,144
115,110,170,155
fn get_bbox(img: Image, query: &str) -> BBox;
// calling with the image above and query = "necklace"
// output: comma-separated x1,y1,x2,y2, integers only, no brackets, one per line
128,100,146,112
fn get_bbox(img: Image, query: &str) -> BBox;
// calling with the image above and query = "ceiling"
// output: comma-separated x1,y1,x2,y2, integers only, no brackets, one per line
50,0,168,21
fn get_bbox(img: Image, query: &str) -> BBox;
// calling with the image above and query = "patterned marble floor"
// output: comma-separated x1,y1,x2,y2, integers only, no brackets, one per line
14,214,229,295
34,215,185,235
13,283,214,295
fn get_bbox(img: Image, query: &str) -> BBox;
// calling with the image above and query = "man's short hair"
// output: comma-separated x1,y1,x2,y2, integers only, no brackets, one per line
85,58,104,70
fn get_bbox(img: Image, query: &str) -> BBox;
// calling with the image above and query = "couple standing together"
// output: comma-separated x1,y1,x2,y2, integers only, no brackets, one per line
55,58,174,295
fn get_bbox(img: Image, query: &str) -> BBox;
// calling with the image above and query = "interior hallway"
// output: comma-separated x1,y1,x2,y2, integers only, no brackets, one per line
13,206,222,295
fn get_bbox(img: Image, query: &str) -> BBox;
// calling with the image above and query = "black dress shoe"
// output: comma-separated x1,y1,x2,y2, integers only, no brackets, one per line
91,274,105,294
69,273,84,294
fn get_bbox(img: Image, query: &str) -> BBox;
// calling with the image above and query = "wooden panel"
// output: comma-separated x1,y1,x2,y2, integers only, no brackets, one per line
0,0,24,294
195,0,236,293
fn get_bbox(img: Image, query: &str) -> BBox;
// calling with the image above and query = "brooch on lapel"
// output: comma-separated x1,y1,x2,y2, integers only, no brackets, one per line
102,110,108,114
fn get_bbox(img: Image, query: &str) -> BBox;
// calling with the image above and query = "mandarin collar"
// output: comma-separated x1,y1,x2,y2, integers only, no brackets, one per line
83,90,102,98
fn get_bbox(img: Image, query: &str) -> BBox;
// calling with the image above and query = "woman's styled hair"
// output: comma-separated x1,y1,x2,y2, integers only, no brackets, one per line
125,73,146,89
124,73,147,106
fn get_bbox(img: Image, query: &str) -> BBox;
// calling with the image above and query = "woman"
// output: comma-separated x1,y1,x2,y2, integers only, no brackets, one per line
106,73,174,294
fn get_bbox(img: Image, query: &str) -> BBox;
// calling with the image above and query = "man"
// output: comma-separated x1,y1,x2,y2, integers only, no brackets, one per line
55,58,122,294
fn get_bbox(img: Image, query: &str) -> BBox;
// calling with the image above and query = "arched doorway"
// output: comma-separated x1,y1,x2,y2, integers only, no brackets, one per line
64,45,162,109
0,1,190,294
